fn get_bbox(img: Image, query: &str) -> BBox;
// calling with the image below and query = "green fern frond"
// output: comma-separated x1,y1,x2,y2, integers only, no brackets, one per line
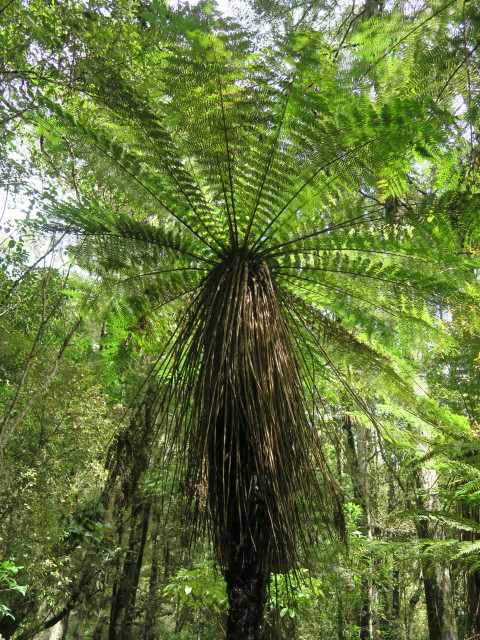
456,540,480,559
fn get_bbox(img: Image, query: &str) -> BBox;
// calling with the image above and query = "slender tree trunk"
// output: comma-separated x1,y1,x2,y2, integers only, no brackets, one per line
143,506,162,640
335,590,346,640
105,386,156,640
383,466,402,640
343,415,379,640
92,617,106,640
421,567,457,640
108,497,151,640
406,578,423,640
416,467,458,640
466,569,480,636
386,569,401,640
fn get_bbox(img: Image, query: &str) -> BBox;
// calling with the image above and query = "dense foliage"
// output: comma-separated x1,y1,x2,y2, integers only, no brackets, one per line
0,0,479,639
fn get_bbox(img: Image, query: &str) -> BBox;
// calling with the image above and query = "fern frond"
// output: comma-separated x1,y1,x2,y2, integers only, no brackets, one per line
456,540,480,559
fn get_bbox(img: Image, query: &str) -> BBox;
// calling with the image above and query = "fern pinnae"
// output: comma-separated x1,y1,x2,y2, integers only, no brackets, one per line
242,81,294,249
273,262,456,299
90,69,231,251
117,267,208,285
109,232,210,265
41,99,224,256
271,246,435,263
435,40,480,104
456,540,480,560
276,271,415,323
215,64,238,247
252,100,453,252
257,208,387,261
92,86,217,227
107,280,205,347
353,0,460,87
131,113,230,255
87,135,218,254
44,206,215,266
274,264,413,290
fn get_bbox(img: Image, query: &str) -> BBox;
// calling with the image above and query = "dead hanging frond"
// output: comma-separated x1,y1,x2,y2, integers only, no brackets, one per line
169,250,344,574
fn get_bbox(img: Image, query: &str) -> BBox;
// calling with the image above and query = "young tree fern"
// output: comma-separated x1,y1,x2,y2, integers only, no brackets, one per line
32,7,474,638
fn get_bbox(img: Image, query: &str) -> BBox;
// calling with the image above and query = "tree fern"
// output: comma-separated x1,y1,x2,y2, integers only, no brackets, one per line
11,3,476,637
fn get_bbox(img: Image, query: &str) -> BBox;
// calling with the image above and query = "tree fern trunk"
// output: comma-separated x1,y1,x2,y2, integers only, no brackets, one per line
179,253,342,640
211,411,270,640
225,560,268,640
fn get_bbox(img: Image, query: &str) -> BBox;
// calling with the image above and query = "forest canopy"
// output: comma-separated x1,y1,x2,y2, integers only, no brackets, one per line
0,0,479,639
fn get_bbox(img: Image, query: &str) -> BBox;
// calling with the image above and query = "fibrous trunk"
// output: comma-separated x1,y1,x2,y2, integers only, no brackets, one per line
180,252,332,639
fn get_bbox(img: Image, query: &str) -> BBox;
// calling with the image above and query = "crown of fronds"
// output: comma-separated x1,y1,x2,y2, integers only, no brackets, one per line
34,6,477,569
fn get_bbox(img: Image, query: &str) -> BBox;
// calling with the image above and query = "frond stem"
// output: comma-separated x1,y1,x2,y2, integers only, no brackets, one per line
242,83,293,249
216,69,238,246
273,265,426,293
132,113,229,254
258,212,386,258
117,267,208,284
355,0,459,86
276,272,405,319
71,229,217,265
